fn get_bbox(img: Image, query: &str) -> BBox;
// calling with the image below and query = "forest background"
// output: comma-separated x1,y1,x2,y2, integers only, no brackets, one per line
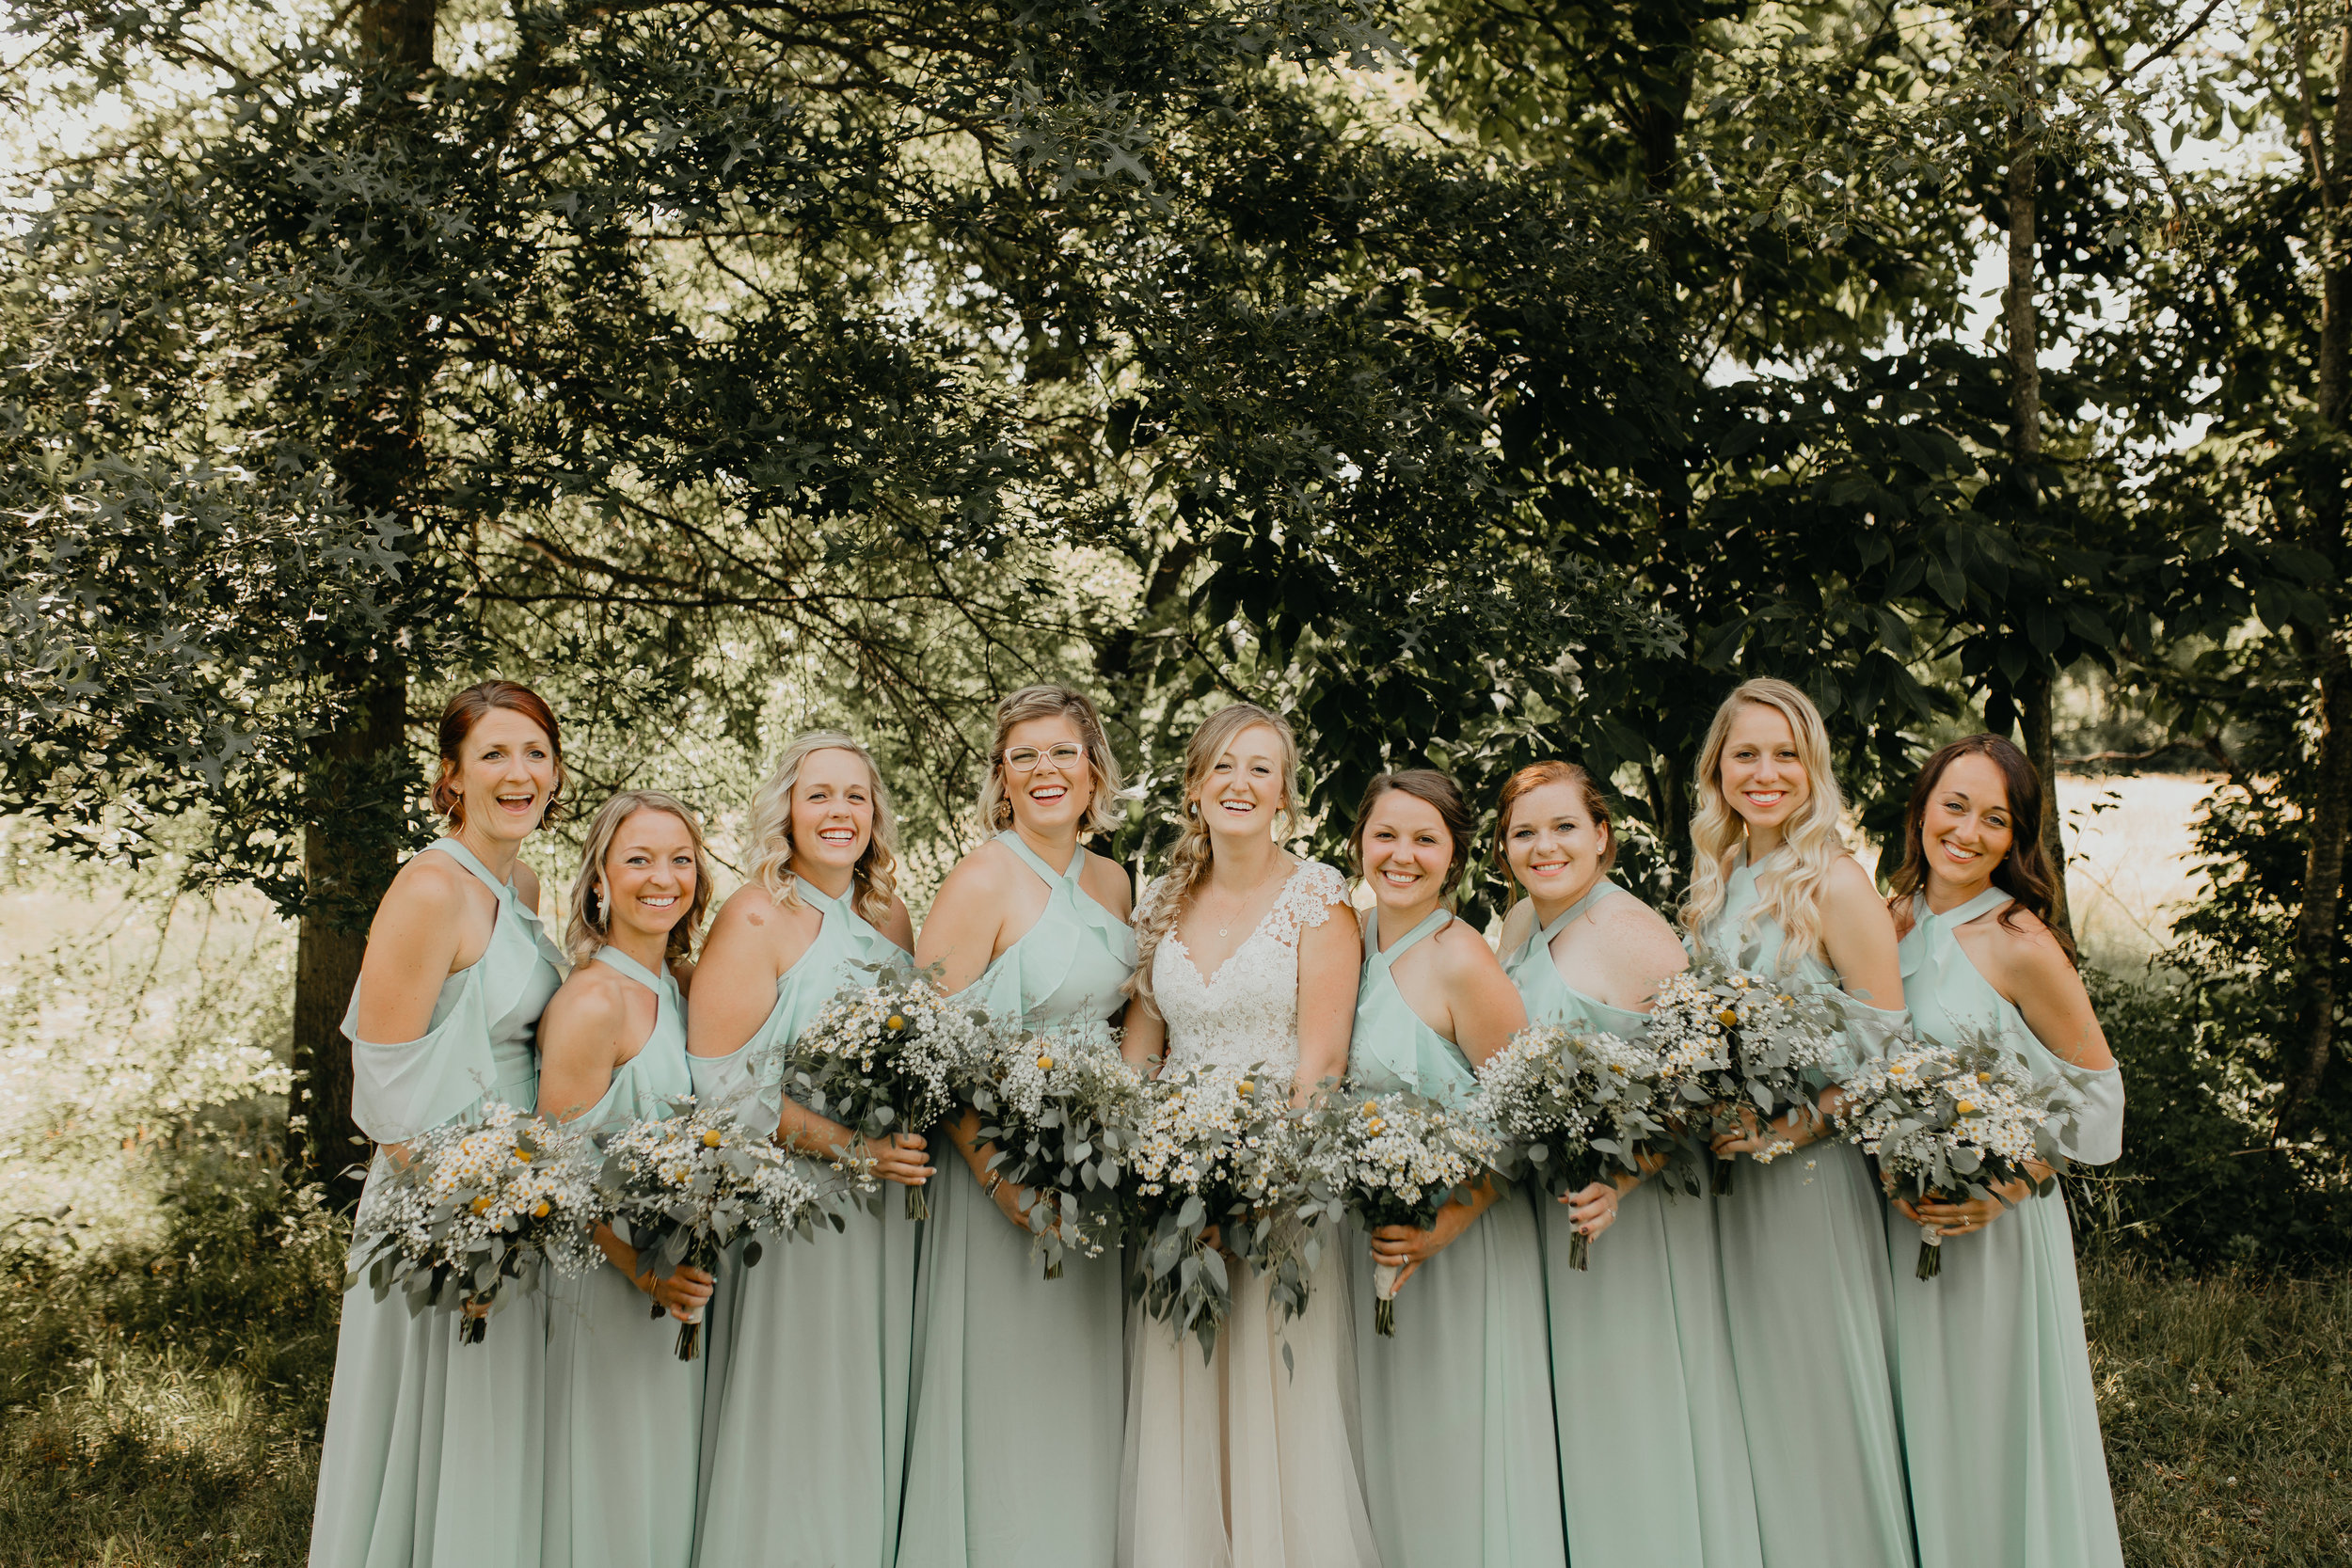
5,0,2352,1561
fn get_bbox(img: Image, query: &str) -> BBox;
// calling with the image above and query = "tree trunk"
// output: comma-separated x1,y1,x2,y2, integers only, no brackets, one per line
2003,17,2072,946
286,676,409,1211
2018,668,2072,941
2280,24,2352,1137
283,0,438,1210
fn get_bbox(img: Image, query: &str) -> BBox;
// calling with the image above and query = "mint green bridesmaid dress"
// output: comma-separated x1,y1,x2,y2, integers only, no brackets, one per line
899,833,1135,1567
1348,909,1566,1568
1894,888,2125,1568
544,947,702,1568
686,879,918,1568
1502,880,1764,1567
310,837,566,1568
1701,857,1915,1568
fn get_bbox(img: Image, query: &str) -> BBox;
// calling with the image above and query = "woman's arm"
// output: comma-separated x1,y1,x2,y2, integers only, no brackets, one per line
1818,856,1904,1014
1292,900,1362,1101
351,856,477,1045
914,847,1012,994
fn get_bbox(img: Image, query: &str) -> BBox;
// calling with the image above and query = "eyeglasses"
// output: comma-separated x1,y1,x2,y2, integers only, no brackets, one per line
1002,743,1087,774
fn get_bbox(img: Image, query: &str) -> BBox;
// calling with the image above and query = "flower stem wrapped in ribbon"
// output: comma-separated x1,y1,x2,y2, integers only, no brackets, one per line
772,959,990,1221
963,1017,1147,1280
597,1096,852,1359
1837,1031,2076,1279
345,1100,601,1344
1475,1024,1675,1270
1644,956,1847,1196
1300,1087,1498,1337
1123,1061,1296,1360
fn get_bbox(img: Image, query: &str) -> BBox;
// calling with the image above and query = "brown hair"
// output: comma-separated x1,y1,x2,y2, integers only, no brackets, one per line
978,684,1128,837
432,680,566,828
1351,768,1476,903
565,791,716,967
1490,761,1616,879
1124,703,1301,1018
1885,733,2077,965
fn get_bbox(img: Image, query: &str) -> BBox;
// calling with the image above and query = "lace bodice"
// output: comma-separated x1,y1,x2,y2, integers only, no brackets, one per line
1151,859,1347,1075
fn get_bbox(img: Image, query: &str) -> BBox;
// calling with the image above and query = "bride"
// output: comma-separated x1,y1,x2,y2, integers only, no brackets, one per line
1117,703,1381,1568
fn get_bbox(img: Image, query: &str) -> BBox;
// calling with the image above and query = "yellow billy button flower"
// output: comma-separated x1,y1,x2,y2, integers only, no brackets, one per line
1977,1071,1993,1084
886,1014,906,1031
1237,1081,1253,1096
1038,1054,1055,1071
702,1129,724,1148
1716,1008,1740,1028
532,1201,549,1218
1955,1099,1978,1115
470,1196,491,1215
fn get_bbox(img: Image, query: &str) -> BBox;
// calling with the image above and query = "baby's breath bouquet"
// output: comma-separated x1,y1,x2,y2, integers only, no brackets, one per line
598,1097,850,1360
964,1017,1148,1280
1475,1024,1674,1270
346,1100,601,1343
1125,1061,1295,1359
1839,1033,2077,1279
1303,1089,1498,1337
1645,956,1847,1195
772,959,991,1220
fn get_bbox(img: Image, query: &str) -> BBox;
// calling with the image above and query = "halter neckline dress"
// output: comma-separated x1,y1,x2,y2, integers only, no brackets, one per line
310,836,565,1568
687,877,918,1568
544,945,703,1568
1502,879,1764,1568
900,832,1136,1568
1701,853,1915,1568
1348,907,1566,1568
1893,888,2125,1568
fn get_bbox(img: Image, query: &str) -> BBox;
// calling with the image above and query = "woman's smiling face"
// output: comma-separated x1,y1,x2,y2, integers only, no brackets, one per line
790,748,877,876
1191,723,1287,840
1920,751,2015,894
1718,702,1809,833
1504,781,1608,910
1360,788,1454,913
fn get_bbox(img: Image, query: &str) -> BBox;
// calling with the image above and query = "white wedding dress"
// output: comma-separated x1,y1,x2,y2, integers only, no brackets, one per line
1118,860,1383,1568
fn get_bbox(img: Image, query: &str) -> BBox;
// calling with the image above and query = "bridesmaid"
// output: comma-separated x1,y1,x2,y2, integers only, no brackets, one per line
1883,735,2126,1568
901,685,1135,1567
1494,762,1764,1567
1680,677,1915,1568
309,679,570,1568
540,791,717,1568
686,731,928,1568
1347,769,1565,1568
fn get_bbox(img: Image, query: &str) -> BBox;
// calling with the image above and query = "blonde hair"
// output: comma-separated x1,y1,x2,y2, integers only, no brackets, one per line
565,790,715,967
1125,703,1300,1018
745,730,900,927
977,684,1128,837
1678,678,1848,973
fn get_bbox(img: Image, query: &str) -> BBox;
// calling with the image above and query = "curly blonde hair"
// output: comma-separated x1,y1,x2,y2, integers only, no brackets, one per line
745,731,900,927
1125,703,1300,1019
1678,678,1848,974
564,790,715,966
977,684,1129,837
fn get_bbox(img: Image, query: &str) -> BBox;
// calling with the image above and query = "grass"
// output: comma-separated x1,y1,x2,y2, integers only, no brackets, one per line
1,1171,2345,1566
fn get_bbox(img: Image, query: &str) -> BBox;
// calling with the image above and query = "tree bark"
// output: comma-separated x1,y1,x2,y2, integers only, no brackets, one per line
2280,23,2352,1136
283,0,438,1210
2004,13,2073,946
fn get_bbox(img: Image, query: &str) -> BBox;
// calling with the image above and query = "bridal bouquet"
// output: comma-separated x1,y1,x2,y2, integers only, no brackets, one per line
963,1017,1149,1279
772,959,991,1220
346,1100,601,1343
1304,1089,1497,1337
1838,1033,2076,1279
1645,957,1847,1195
1475,1024,1674,1270
1126,1061,1296,1359
597,1097,848,1360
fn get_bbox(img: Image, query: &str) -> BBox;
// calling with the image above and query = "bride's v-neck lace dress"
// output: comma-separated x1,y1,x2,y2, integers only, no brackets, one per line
1118,860,1382,1568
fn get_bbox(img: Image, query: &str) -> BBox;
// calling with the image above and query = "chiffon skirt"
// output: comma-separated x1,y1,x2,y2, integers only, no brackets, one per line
689,1195,920,1568
1120,1239,1380,1568
1716,1143,1915,1568
543,1261,704,1568
901,1153,1125,1566
1891,1189,2123,1568
1543,1179,1763,1567
1349,1192,1565,1568
309,1254,546,1566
